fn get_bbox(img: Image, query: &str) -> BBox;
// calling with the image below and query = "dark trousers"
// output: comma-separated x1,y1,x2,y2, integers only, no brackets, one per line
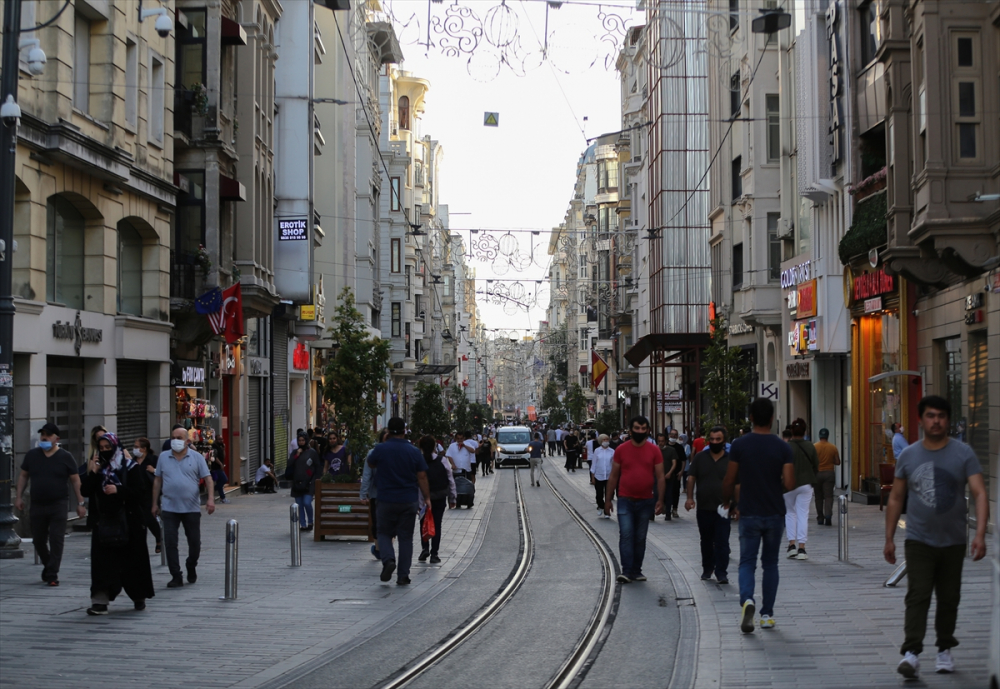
256,476,276,493
696,509,731,579
813,470,835,520
593,479,608,510
565,451,579,471
30,501,68,582
902,540,966,655
547,441,557,456
161,511,201,579
665,475,682,511
142,509,162,544
369,498,378,542
421,498,447,557
377,500,418,578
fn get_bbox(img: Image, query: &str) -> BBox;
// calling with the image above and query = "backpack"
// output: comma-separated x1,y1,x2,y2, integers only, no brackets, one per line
426,457,450,500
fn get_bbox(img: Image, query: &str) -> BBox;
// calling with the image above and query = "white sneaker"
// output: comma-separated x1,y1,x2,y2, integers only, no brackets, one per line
897,652,919,679
759,614,775,629
935,649,954,673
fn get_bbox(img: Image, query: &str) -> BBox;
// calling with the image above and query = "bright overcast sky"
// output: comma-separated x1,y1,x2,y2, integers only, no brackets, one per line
384,0,637,335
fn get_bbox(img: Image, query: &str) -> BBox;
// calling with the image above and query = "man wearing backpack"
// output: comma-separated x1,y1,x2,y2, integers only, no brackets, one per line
785,419,819,560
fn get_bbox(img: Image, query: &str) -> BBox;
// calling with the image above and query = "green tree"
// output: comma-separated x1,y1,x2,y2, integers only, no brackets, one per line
541,380,562,417
448,385,471,431
700,315,754,432
469,402,491,432
594,408,620,436
545,324,569,386
323,287,391,478
409,382,451,440
564,383,588,424
548,407,568,427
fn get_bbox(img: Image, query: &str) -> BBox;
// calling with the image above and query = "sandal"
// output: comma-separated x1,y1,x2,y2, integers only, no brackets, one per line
46,580,59,587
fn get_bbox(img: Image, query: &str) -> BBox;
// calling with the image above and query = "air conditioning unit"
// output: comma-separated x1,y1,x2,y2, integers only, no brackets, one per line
778,218,794,238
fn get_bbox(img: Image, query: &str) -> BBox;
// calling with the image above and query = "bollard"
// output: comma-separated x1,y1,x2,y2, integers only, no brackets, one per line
885,561,908,587
157,517,166,567
290,503,301,567
221,519,239,600
837,495,849,562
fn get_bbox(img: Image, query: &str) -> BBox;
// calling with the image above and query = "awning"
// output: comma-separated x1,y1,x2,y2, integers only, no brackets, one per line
221,17,248,46
415,364,456,376
624,332,712,368
366,21,404,64
579,364,588,374
220,173,246,201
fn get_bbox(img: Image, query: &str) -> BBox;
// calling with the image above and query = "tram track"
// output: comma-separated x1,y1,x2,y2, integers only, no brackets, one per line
379,468,619,689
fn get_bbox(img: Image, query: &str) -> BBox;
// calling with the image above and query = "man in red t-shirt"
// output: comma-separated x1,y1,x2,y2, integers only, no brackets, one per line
692,429,707,456
604,415,666,583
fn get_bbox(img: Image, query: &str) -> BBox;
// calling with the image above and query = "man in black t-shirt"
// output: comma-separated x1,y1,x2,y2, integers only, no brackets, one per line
685,426,734,583
15,423,85,585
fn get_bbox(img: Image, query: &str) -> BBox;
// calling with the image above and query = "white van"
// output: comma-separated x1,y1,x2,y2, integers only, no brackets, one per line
495,426,533,468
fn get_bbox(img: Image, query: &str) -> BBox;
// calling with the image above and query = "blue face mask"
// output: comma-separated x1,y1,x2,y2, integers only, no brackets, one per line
39,441,53,451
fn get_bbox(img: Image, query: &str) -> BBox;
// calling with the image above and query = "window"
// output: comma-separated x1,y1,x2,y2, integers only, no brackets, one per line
46,197,86,309
125,39,138,128
957,37,973,67
118,220,143,315
391,303,401,337
597,160,618,191
579,289,587,315
860,1,883,65
729,0,739,32
579,253,588,279
952,34,980,161
176,170,206,258
940,337,963,437
443,276,452,298
177,9,207,90
391,238,401,273
580,327,589,350
732,243,744,290
405,264,412,296
730,73,741,119
149,54,165,143
404,321,411,357
390,177,400,211
74,12,91,112
766,94,780,162
398,96,410,130
731,156,742,200
767,213,781,281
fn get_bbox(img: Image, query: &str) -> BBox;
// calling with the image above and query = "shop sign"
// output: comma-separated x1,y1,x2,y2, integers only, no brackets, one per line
786,361,811,380
780,260,812,289
852,268,894,302
728,322,754,336
787,290,798,311
299,304,316,321
797,280,817,318
219,344,238,375
52,311,103,356
248,356,270,378
965,293,984,310
275,217,311,302
292,342,310,370
181,366,206,385
863,296,883,313
787,319,819,355
758,382,779,401
826,0,843,163
992,272,1000,294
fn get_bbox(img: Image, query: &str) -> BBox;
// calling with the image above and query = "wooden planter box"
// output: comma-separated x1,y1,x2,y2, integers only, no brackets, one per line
314,482,372,542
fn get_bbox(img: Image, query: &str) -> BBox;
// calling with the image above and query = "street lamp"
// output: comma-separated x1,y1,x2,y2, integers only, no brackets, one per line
751,8,792,34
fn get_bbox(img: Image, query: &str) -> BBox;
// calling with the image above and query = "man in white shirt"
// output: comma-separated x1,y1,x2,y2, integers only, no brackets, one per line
254,458,277,493
445,430,479,481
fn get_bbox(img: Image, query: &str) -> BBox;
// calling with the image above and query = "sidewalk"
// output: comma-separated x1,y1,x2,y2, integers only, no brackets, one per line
556,469,993,689
0,475,500,689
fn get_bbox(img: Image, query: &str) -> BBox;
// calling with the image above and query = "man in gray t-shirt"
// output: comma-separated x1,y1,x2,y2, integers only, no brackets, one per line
884,395,989,680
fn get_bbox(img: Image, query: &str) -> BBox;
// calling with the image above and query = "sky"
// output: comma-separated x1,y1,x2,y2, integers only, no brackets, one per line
381,0,638,337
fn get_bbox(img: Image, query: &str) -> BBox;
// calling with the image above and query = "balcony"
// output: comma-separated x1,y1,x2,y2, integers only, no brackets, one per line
171,254,199,301
735,283,782,328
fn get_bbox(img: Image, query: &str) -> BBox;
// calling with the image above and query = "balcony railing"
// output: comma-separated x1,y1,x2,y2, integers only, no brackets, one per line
171,253,198,300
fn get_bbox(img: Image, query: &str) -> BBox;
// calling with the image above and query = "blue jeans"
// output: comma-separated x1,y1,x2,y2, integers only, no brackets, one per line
616,497,655,577
294,493,313,527
738,514,784,616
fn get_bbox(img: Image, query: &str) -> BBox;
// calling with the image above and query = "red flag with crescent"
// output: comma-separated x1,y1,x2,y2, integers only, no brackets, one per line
207,283,245,344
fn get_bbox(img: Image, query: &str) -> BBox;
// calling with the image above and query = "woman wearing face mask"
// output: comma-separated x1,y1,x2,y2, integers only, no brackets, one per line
81,432,155,615
590,434,615,517
132,437,161,553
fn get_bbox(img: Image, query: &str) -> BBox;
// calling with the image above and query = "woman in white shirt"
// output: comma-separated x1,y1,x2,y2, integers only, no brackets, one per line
590,434,616,518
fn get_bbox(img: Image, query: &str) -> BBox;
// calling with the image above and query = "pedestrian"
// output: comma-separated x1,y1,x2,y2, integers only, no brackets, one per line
445,430,478,481
527,432,545,487
290,428,304,454
323,430,351,476
555,426,564,455
477,436,493,477
82,432,155,615
781,427,793,441
255,458,278,493
691,428,706,455
564,431,580,472
160,424,185,452
667,429,684,518
152,427,215,588
285,431,319,531
785,418,818,560
209,440,230,504
418,436,456,564
590,434,614,517
656,432,681,522
813,428,840,526
884,395,989,679
486,431,497,474
14,423,86,587
132,437,162,554
546,427,557,457
361,428,389,559
603,415,666,583
685,426,734,584
891,422,908,460
367,417,432,586
722,398,794,632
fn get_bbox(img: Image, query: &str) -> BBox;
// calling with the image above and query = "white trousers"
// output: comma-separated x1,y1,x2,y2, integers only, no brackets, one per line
784,484,814,544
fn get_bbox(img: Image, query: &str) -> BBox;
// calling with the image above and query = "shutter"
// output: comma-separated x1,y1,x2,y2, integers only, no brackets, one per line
116,360,148,447
248,377,261,480
272,319,289,474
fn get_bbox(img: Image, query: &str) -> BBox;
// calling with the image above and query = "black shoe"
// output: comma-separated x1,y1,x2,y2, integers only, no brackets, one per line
397,577,411,586
817,518,824,526
665,514,672,521
717,578,729,585
536,482,540,487
134,600,146,611
418,549,429,562
700,572,713,580
825,517,832,526
380,560,396,582
187,569,197,584
86,604,109,616
167,577,184,588
430,555,441,564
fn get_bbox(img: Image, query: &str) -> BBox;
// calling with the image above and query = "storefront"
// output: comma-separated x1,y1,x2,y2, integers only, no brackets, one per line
846,266,917,499
782,262,818,430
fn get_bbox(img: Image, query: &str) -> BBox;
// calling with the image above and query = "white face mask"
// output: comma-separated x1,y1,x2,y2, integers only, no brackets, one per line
171,438,187,453
133,448,143,458
669,437,678,444
601,441,610,448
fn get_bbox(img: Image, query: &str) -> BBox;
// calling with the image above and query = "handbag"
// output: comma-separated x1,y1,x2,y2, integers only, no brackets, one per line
420,507,436,541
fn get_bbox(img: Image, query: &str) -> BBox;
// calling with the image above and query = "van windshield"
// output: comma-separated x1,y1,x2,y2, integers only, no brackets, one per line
497,431,530,445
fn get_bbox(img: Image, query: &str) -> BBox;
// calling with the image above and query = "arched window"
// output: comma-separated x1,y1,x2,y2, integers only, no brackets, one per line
118,219,144,315
398,95,410,130
46,196,85,309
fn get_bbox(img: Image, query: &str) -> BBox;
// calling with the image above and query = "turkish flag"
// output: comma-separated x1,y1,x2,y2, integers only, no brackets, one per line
207,283,245,344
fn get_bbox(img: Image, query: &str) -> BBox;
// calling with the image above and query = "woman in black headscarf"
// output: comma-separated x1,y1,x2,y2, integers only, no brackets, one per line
81,432,155,615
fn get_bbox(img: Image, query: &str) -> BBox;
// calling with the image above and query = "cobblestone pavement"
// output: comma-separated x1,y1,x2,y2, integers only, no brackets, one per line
0,475,499,689
552,467,994,689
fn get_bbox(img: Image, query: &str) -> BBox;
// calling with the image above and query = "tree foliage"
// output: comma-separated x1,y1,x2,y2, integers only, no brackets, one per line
594,408,621,436
545,324,569,386
409,382,451,440
547,407,568,427
469,402,492,431
323,287,391,476
564,383,588,424
541,380,562,416
700,315,754,432
447,385,471,432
